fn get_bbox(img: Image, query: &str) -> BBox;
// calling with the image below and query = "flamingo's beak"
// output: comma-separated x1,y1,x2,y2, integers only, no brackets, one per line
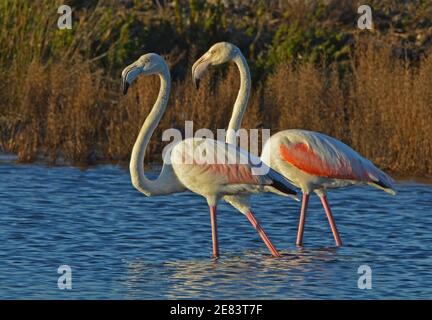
192,54,211,90
121,63,141,95
122,80,129,95
121,67,131,95
193,78,200,90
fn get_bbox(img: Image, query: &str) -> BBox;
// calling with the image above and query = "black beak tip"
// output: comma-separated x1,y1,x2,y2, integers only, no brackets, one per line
122,82,129,95
193,78,200,90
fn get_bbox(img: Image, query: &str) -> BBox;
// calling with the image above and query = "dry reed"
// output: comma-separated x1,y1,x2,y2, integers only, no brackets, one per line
1,1,431,177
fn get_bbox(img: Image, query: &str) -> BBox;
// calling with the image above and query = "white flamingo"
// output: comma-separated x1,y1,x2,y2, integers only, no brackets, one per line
121,53,298,258
192,42,396,247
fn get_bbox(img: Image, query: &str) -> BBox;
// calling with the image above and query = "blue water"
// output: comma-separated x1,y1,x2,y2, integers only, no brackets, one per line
0,155,431,299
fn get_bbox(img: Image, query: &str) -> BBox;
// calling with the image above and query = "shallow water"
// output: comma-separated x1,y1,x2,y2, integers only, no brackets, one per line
0,155,431,299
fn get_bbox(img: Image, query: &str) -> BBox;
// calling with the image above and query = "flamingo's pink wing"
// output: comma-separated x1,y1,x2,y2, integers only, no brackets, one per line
199,140,271,185
174,139,270,186
206,163,264,184
279,142,366,180
173,139,296,194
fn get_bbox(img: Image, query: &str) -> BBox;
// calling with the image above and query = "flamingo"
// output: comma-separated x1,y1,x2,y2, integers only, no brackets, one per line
121,53,298,258
192,42,396,247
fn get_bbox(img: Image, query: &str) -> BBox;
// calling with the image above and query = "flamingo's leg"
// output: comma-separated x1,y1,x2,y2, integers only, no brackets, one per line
319,195,342,246
296,193,310,246
209,205,219,258
246,211,281,257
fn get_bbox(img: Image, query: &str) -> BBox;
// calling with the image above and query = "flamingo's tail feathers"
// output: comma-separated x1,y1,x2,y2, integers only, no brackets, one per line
367,171,396,195
264,185,300,200
266,168,299,200
368,180,396,195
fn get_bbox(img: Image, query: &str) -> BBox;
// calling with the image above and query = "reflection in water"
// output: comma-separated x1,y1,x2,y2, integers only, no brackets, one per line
1,159,432,299
122,248,345,299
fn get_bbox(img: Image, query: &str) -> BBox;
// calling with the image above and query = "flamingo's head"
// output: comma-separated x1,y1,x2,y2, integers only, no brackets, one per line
121,53,168,95
192,42,240,89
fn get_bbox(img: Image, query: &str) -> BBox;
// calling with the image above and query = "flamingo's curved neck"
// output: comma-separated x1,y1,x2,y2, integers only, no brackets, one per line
129,65,171,196
226,52,251,145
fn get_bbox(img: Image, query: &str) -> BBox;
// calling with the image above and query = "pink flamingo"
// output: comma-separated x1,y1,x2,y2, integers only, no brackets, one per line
121,53,298,258
192,42,396,247
261,130,396,246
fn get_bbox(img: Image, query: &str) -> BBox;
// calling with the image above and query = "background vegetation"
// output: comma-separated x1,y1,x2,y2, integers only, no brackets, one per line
0,0,431,177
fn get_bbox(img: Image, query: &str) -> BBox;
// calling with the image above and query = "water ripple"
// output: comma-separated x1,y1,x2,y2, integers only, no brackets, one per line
0,159,431,299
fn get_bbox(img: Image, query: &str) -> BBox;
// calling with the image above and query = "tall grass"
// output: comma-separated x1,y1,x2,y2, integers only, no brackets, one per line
0,1,431,177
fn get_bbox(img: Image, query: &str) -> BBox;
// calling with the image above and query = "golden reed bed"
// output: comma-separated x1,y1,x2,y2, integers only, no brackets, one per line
0,1,431,177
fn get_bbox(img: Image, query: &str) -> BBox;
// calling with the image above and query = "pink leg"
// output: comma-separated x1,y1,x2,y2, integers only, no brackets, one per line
320,195,342,246
246,211,281,257
209,205,219,258
296,193,310,246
